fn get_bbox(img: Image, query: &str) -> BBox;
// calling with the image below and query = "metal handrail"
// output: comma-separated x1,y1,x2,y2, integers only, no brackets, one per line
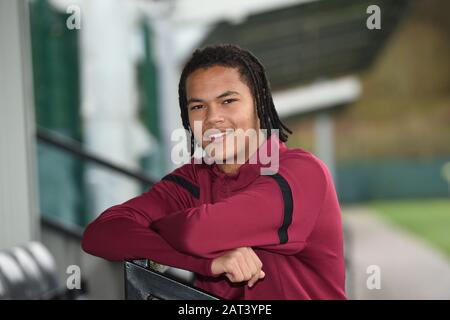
125,261,219,300
40,215,84,240
36,127,158,238
36,127,157,186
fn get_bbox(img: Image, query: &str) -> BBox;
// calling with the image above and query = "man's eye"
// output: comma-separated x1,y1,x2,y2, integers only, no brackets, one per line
223,99,237,104
190,105,204,110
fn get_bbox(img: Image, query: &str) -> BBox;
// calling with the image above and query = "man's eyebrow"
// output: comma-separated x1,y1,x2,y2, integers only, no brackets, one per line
187,91,240,105
216,90,240,99
187,97,204,104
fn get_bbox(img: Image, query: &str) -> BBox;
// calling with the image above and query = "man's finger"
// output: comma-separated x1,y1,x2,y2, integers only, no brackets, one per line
228,260,245,282
237,253,253,281
248,272,260,287
248,248,263,269
244,249,259,276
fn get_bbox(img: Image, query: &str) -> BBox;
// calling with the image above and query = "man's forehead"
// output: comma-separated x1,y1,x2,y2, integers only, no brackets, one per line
186,67,247,99
187,66,240,85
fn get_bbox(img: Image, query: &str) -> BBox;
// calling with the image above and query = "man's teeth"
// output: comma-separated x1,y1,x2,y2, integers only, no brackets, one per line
209,132,227,141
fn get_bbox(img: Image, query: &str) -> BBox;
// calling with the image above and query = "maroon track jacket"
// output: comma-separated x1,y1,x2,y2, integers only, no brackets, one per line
82,134,346,299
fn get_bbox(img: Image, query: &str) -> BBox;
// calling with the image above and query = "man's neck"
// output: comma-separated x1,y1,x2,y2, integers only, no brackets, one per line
216,133,266,175
216,163,242,175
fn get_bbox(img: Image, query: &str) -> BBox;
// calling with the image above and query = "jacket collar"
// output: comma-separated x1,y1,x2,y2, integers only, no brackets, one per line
199,133,286,191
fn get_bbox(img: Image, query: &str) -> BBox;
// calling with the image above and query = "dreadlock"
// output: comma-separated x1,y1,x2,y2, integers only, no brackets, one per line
178,44,292,155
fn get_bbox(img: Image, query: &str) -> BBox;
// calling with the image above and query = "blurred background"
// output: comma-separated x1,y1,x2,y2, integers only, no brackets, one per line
0,0,449,299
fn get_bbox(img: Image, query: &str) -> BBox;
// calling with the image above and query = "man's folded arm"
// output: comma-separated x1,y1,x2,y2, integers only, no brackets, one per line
151,160,329,258
81,180,216,277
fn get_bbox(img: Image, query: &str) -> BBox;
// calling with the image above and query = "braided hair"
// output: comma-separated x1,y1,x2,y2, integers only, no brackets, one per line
178,44,292,155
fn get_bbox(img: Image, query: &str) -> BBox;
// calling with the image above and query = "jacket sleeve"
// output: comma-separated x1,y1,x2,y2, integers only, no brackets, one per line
81,171,214,277
151,156,331,258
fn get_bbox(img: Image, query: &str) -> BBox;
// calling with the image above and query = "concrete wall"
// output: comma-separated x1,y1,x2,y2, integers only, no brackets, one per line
0,0,39,249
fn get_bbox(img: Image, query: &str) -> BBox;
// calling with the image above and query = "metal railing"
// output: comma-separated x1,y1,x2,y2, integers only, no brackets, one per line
125,260,219,300
37,127,157,186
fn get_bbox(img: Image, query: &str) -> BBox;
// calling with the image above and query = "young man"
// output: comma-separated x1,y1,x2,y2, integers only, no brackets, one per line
82,44,346,300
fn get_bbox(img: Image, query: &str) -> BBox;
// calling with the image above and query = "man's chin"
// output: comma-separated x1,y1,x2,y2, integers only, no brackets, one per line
215,153,251,165
204,150,236,164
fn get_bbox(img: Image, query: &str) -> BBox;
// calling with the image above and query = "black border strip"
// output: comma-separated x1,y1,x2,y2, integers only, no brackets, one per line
162,174,200,199
268,173,294,244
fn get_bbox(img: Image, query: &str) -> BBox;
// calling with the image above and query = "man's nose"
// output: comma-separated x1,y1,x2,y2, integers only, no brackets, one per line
205,105,225,126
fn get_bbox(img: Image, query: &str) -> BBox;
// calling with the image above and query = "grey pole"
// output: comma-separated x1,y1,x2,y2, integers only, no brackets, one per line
0,0,39,249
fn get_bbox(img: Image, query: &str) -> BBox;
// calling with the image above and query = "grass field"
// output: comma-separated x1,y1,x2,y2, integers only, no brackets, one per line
369,198,450,258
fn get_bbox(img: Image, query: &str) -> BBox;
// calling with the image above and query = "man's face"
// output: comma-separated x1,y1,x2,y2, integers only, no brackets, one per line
186,65,260,162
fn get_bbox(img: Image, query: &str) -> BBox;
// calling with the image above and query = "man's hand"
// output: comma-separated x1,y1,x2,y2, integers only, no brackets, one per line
210,247,265,287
